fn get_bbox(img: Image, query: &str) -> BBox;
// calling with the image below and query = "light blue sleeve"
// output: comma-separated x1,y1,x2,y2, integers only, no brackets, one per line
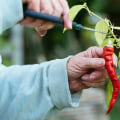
0,57,81,120
0,0,23,33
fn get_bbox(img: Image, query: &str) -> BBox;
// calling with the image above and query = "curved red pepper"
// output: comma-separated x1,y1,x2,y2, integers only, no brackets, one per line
103,46,119,114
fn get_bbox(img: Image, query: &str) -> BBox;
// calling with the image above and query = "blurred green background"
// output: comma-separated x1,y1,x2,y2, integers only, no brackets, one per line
0,0,120,120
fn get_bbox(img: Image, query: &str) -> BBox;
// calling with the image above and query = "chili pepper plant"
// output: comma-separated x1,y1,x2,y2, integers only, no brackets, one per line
65,3,120,114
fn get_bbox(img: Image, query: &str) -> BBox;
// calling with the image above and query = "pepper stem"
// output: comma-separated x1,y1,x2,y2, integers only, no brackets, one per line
106,39,113,47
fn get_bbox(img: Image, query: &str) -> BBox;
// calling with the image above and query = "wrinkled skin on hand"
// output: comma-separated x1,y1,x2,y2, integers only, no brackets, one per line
67,47,117,92
21,0,72,36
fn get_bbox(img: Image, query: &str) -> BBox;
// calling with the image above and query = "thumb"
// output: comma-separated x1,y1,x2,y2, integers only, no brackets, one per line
63,15,72,29
82,58,105,69
59,0,72,29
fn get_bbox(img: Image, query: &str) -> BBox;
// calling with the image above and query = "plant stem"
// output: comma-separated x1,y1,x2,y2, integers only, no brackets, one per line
86,6,117,41
85,6,103,20
107,25,118,41
112,26,120,30
89,11,104,21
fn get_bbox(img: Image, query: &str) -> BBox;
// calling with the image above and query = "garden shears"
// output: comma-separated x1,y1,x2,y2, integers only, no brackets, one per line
24,9,108,35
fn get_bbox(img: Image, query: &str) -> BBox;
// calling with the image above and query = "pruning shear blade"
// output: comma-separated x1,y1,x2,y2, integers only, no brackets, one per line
76,24,109,35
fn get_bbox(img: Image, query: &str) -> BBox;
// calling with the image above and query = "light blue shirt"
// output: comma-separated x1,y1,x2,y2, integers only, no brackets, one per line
0,0,81,120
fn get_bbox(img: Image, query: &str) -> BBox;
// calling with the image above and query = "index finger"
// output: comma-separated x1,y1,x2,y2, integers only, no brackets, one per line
79,47,104,58
59,0,72,29
80,57,105,69
88,47,104,58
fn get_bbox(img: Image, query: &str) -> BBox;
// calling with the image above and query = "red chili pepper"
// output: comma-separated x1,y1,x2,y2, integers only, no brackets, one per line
103,41,119,115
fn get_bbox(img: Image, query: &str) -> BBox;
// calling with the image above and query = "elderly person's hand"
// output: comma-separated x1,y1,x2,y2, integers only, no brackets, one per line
21,0,72,36
67,47,117,92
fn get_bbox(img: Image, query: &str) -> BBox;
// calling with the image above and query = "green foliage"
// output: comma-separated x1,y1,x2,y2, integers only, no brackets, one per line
95,20,108,46
0,31,14,66
106,80,113,108
69,3,85,20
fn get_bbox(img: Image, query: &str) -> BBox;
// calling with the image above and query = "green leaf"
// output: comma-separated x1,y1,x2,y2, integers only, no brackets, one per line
106,80,113,108
63,3,86,32
69,4,85,21
95,20,109,46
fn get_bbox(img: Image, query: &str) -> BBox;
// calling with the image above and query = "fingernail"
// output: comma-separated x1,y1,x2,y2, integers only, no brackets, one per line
81,76,88,80
64,14,72,29
68,17,72,29
37,30,47,37
37,31,45,37
40,34,45,37
90,75,95,80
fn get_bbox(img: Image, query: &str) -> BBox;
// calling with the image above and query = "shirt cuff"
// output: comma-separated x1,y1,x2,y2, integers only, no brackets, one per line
0,0,23,33
48,57,81,109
